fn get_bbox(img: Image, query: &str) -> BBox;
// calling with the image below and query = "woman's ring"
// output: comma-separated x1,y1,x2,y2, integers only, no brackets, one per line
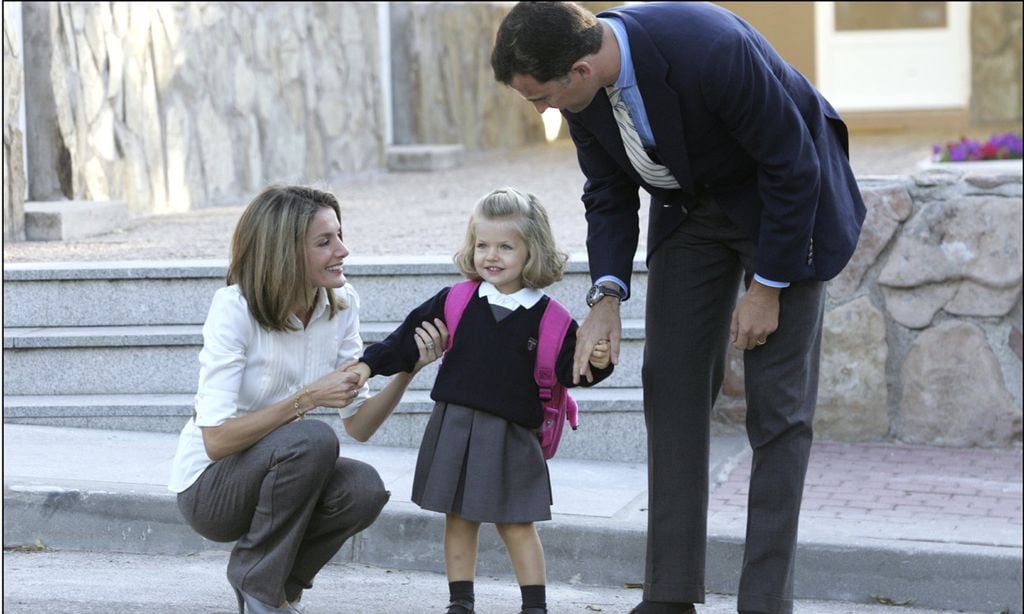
756,338,766,346
426,342,434,349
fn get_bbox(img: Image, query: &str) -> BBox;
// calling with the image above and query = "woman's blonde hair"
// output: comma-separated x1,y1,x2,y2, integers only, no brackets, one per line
454,187,568,289
228,185,346,331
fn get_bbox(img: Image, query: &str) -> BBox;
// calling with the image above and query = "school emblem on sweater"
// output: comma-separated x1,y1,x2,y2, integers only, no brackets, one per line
527,337,537,351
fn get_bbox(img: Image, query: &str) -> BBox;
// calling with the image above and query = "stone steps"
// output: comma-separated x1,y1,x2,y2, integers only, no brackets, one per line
1,321,646,394
3,257,660,462
1,388,649,462
1,257,649,327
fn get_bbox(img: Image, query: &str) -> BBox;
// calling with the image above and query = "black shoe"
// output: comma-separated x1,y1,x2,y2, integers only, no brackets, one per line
445,599,474,614
519,609,547,614
629,601,695,614
232,586,301,613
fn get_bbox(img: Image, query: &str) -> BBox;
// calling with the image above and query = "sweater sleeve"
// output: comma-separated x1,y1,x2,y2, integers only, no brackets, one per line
360,286,449,376
556,319,615,388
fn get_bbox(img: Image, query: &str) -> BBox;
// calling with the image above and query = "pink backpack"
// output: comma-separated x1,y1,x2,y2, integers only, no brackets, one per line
443,280,579,459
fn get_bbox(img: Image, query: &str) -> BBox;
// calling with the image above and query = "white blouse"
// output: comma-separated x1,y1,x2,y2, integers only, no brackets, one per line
168,283,368,493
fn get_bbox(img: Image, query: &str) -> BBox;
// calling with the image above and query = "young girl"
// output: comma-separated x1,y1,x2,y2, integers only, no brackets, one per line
348,187,613,614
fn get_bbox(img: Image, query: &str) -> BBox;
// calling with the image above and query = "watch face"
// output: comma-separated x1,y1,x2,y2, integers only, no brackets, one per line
587,284,613,306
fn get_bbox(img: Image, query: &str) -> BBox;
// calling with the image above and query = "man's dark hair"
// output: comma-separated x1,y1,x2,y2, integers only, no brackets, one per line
491,2,603,85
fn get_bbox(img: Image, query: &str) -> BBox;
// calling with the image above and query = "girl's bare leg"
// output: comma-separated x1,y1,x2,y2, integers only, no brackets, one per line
445,513,481,581
495,522,546,586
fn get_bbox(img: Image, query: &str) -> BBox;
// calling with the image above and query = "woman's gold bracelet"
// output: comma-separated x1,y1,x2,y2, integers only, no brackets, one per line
293,388,312,420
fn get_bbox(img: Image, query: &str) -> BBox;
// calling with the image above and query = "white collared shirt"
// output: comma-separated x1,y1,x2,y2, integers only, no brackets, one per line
477,281,545,311
167,283,369,493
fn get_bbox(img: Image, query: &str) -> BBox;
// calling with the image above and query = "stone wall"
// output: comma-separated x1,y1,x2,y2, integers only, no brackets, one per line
721,169,1023,448
17,2,545,217
22,3,385,215
389,2,544,149
3,4,25,241
970,2,1023,125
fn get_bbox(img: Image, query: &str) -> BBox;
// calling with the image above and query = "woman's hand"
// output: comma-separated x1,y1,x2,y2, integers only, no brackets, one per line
412,318,449,373
342,361,372,389
340,318,448,442
308,367,363,409
201,367,362,461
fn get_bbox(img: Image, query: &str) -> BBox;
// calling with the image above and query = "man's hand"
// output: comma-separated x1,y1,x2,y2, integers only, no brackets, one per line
730,280,780,350
573,297,621,384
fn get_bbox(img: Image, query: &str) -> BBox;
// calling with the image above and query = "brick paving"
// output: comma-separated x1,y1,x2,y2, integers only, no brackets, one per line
710,441,1024,547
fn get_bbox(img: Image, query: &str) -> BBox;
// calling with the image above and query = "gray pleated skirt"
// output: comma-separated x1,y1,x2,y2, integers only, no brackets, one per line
412,402,552,523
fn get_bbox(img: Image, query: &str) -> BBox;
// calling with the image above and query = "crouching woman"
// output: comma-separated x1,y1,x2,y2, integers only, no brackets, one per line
168,185,446,613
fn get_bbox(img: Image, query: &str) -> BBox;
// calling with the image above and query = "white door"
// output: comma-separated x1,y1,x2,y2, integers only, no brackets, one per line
814,1,970,112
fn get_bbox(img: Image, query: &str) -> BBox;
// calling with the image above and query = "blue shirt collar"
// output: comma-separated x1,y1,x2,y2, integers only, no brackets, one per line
601,16,635,91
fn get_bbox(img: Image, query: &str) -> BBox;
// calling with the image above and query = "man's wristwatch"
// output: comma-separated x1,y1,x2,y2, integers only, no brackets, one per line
586,283,626,307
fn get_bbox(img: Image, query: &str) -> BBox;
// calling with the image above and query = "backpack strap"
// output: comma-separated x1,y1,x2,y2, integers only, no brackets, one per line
443,280,480,352
534,297,573,402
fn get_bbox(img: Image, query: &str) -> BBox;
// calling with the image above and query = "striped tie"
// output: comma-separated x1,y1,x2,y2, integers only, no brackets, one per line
606,87,680,189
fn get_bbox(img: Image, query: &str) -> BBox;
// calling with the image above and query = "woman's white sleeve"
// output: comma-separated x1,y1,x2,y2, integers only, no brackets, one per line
335,285,369,419
193,290,250,427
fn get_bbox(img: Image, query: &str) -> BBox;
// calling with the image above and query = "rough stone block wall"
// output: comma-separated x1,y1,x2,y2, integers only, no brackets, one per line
15,2,545,218
4,6,26,242
390,2,545,149
21,3,386,216
721,170,1023,447
971,2,1023,125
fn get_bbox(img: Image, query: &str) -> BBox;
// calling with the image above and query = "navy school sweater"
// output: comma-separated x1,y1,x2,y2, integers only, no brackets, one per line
359,286,614,429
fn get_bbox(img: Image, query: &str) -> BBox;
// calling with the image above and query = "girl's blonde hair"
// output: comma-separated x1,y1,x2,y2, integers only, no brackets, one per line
454,187,568,289
228,185,347,331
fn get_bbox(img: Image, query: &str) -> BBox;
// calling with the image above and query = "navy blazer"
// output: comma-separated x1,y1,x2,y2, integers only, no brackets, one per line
564,2,865,289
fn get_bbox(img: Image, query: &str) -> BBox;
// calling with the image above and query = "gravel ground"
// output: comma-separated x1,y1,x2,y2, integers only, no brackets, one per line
4,140,596,264
3,131,956,265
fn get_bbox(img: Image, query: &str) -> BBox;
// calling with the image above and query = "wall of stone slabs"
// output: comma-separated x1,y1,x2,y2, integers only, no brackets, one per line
970,1,1023,126
719,169,1022,448
16,2,545,217
388,2,545,150
4,4,26,242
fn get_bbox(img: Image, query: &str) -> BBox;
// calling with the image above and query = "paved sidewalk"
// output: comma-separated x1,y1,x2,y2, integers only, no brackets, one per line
7,425,1020,550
